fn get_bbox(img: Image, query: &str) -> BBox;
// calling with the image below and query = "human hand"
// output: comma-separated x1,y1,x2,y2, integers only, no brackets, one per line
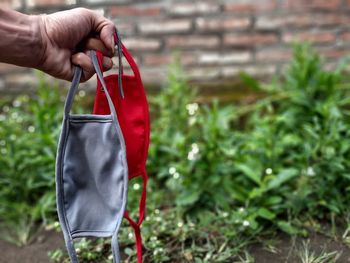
38,8,115,82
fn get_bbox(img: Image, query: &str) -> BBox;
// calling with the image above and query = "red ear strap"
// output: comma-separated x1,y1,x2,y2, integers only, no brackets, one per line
124,170,148,263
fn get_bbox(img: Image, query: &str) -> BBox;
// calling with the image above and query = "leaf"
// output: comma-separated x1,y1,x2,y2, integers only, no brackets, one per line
257,208,276,220
236,164,261,185
277,220,299,235
176,189,201,206
267,168,299,190
240,72,261,92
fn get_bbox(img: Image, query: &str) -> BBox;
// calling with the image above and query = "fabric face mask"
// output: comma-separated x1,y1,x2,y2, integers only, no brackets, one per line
55,50,128,263
93,32,150,263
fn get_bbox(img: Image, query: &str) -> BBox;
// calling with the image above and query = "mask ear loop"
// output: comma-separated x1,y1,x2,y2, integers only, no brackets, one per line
114,28,124,99
91,50,128,263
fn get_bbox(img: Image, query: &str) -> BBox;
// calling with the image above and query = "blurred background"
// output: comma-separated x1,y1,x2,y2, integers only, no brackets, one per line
1,0,350,263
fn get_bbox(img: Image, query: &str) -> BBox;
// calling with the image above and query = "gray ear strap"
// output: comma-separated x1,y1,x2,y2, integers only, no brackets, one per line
90,50,119,122
64,67,82,117
91,50,125,263
64,53,118,123
115,29,124,99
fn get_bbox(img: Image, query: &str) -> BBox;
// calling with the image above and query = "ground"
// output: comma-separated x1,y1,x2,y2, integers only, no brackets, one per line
1,230,350,262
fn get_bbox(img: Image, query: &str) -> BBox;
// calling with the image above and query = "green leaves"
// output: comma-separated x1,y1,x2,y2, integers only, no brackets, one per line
267,168,299,190
0,73,64,245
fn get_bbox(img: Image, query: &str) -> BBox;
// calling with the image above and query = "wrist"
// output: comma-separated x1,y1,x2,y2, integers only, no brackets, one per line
0,9,45,68
29,14,47,70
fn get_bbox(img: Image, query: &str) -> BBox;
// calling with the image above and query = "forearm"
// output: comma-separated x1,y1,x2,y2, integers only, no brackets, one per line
0,8,43,68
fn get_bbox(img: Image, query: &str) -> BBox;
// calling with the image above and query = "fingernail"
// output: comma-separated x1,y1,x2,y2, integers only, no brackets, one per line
103,57,113,69
110,36,115,54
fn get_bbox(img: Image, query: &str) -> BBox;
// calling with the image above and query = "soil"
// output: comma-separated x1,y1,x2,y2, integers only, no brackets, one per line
0,230,64,263
249,232,350,263
1,230,350,262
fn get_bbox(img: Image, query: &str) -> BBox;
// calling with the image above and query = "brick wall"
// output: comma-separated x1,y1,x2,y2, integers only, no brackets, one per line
0,0,349,94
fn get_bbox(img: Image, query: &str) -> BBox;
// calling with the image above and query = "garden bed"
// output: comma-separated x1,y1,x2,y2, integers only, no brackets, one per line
1,230,350,262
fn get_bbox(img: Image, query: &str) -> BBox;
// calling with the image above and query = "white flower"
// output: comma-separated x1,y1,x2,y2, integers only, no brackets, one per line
28,126,35,133
177,221,184,228
265,168,273,175
11,112,18,119
243,220,250,227
307,167,315,177
154,209,160,214
169,167,176,175
239,207,245,213
222,212,229,218
150,236,158,242
188,116,197,126
78,90,86,97
133,183,140,190
2,106,9,112
173,172,180,179
12,100,21,107
9,135,16,141
187,143,200,161
188,152,195,161
128,232,134,239
191,143,199,154
0,140,5,146
186,103,199,116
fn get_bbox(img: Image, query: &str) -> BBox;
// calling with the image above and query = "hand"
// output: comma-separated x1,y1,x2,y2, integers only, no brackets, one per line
38,8,115,82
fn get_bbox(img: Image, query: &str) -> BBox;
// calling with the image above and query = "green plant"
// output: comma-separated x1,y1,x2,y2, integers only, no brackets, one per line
0,73,86,245
297,240,341,263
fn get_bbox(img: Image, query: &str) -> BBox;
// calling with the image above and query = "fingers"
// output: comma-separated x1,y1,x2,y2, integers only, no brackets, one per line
71,51,113,82
89,10,115,54
84,38,113,57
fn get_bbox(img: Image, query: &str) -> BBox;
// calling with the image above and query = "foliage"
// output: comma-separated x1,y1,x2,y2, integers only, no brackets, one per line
0,75,60,245
1,44,350,262
0,74,87,246
50,44,350,262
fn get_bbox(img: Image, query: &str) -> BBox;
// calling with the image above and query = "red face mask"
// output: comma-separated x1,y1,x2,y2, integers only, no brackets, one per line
92,32,150,263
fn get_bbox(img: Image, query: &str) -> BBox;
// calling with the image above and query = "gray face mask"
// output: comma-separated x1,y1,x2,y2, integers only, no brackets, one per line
55,50,128,263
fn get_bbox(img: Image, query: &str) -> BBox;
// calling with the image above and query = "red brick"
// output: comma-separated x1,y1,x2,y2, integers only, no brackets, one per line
113,21,135,35
110,5,162,17
256,49,292,62
256,14,349,30
167,36,220,49
28,0,75,7
283,31,336,44
169,2,220,15
140,68,167,84
143,54,196,66
224,33,278,46
341,32,350,42
318,48,348,59
123,38,161,51
0,0,21,8
196,17,251,31
224,0,277,13
283,0,340,10
187,67,220,80
139,19,192,34
198,52,252,64
222,65,276,78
